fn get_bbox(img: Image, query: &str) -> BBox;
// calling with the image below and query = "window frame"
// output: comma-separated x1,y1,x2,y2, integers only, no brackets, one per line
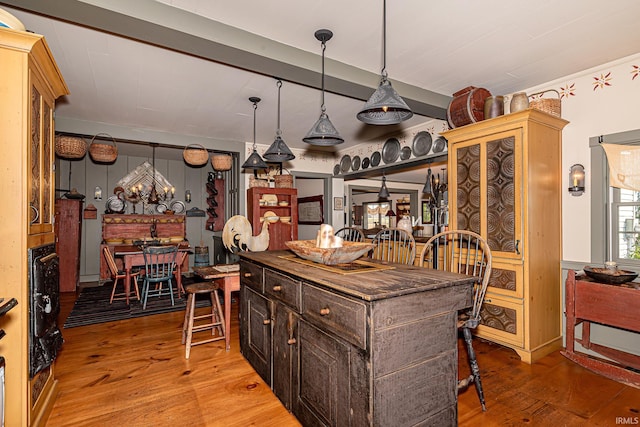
590,129,640,268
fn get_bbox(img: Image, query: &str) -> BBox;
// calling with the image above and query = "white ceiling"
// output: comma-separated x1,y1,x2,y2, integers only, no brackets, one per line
2,0,640,183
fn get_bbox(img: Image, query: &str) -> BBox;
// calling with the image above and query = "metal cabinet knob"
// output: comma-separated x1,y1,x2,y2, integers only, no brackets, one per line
244,272,252,278
263,319,271,325
272,285,282,292
319,308,330,316
287,338,296,345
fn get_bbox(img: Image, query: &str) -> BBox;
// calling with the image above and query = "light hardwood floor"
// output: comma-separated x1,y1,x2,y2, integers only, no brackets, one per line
48,289,640,426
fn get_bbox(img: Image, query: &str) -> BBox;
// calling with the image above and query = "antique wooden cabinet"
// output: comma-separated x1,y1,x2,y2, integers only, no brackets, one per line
240,251,474,426
443,109,568,363
0,28,69,426
55,199,83,292
247,187,298,250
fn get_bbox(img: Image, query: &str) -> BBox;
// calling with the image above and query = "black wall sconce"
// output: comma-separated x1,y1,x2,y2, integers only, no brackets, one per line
568,164,585,196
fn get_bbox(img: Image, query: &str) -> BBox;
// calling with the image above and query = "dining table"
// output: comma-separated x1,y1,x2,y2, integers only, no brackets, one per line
113,243,192,305
192,264,240,351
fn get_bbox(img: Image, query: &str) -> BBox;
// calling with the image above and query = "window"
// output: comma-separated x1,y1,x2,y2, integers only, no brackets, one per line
590,130,640,268
363,202,391,229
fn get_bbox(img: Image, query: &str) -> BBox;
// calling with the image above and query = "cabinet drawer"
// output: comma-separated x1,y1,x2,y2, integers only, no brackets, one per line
240,261,264,293
302,284,367,349
265,269,301,311
476,294,523,347
487,260,523,299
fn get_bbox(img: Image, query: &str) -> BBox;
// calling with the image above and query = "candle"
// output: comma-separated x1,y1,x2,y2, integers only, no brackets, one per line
573,175,578,187
163,186,168,194
171,187,175,194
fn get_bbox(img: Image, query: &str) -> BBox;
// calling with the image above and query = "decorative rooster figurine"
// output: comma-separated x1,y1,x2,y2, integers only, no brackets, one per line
222,215,270,252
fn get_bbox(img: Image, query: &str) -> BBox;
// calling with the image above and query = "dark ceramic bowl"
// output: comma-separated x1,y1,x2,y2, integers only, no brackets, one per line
583,266,638,285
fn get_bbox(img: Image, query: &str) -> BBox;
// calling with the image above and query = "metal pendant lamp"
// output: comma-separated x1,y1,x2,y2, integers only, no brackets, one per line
378,174,390,200
264,80,295,162
303,29,344,146
242,97,268,170
357,0,413,125
148,143,160,204
422,168,433,195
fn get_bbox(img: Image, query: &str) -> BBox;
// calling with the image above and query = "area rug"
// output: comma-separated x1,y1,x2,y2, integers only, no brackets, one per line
63,278,212,329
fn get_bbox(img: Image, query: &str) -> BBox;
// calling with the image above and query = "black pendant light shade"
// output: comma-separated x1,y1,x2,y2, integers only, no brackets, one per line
378,175,390,200
357,0,413,125
422,168,433,194
303,29,344,146
148,143,160,204
242,97,268,170
264,80,295,162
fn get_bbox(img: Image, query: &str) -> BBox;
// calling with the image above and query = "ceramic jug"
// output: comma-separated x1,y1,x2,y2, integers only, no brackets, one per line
483,95,504,119
510,92,529,113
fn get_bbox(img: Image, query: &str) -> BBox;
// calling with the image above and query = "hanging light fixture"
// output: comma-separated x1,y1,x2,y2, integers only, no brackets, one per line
148,143,160,204
378,174,390,200
264,79,295,162
242,97,268,170
357,0,413,125
422,168,433,195
303,29,344,146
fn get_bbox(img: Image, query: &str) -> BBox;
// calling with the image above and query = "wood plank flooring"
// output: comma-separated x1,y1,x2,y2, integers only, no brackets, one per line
49,288,640,426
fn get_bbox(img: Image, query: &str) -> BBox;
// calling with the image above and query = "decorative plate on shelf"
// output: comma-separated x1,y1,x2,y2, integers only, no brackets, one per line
400,146,412,160
340,154,351,174
382,138,401,163
170,200,186,214
351,155,361,171
155,202,169,214
361,157,370,169
370,151,381,167
412,131,433,156
333,164,341,176
433,136,447,153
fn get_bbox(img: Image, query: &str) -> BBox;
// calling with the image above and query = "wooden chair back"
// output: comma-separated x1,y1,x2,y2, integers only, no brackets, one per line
142,246,178,284
418,230,492,325
334,227,365,242
103,247,120,277
370,228,416,265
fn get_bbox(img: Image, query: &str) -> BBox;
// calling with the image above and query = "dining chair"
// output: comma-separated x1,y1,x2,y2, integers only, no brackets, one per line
418,229,492,411
103,247,141,304
370,228,416,265
334,227,365,242
141,245,178,310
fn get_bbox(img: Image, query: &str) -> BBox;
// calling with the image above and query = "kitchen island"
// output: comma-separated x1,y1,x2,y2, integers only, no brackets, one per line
239,250,475,426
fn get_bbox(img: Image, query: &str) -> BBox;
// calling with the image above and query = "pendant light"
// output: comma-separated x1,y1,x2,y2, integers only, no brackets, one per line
148,143,160,204
378,174,390,200
303,29,344,146
357,0,413,125
264,80,295,162
422,168,433,195
242,97,268,170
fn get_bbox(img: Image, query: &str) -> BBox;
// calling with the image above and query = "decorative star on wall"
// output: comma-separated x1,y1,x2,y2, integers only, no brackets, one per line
592,72,612,90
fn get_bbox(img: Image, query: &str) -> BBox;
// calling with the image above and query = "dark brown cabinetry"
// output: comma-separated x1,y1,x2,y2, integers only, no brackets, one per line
240,251,475,426
247,187,298,250
54,199,83,292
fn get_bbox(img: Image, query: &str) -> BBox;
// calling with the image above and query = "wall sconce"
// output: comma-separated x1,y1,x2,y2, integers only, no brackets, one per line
185,190,191,203
94,186,102,200
568,164,585,196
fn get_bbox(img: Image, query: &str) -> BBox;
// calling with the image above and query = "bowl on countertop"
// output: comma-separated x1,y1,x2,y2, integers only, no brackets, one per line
583,266,638,285
286,240,375,265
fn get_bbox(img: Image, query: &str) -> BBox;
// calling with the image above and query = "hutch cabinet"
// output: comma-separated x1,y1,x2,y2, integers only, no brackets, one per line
55,199,83,292
0,28,69,426
247,187,298,250
240,251,474,426
443,109,568,363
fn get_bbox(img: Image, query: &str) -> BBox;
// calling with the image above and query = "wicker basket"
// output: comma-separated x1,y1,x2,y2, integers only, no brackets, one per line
211,154,232,171
89,133,118,163
183,144,209,166
274,172,293,188
55,135,86,159
249,176,269,188
529,89,561,117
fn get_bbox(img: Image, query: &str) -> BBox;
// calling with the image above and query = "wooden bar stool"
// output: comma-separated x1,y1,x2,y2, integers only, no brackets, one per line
181,282,225,359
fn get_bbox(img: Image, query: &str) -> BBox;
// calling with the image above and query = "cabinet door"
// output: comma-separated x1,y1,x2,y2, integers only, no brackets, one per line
272,301,298,411
294,319,352,427
240,286,272,385
451,128,523,260
28,72,56,235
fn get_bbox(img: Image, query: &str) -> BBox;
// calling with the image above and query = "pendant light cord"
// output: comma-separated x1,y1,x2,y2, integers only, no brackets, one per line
276,80,282,136
321,40,327,113
381,0,388,78
253,100,258,149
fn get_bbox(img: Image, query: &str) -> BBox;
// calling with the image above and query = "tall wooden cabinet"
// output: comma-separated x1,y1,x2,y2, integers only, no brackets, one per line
0,28,69,426
443,109,568,363
55,199,83,292
247,187,298,250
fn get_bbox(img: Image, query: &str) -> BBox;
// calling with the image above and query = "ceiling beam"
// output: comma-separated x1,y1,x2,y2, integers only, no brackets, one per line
2,0,450,119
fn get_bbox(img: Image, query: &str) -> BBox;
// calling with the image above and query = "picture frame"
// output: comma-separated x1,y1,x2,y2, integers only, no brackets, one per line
334,196,344,211
298,195,324,225
421,201,433,224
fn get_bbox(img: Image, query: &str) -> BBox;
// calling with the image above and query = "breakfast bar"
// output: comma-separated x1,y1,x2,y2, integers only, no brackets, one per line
239,250,475,426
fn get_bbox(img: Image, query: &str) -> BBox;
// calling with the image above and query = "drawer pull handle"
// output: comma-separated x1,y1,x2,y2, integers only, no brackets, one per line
287,338,297,345
263,319,271,325
319,308,330,316
244,272,252,278
272,285,282,292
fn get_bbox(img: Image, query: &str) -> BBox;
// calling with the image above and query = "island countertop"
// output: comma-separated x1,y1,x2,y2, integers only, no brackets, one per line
239,250,475,302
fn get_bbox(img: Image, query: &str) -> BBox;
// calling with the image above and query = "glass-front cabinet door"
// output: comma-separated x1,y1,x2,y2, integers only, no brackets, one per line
451,128,523,261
